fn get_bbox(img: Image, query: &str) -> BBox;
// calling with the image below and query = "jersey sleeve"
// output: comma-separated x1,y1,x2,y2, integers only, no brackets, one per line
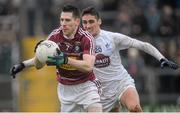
47,32,56,41
82,35,95,55
113,33,165,61
47,28,60,41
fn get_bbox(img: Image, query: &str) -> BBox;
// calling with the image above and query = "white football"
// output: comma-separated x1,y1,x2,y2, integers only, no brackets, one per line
35,40,59,63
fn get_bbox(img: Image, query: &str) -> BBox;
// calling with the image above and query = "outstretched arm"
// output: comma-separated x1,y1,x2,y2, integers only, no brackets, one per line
115,34,164,60
114,33,178,69
10,57,45,78
124,38,178,69
10,40,46,78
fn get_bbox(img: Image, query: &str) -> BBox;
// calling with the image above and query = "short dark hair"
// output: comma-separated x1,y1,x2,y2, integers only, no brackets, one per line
82,6,100,19
62,4,80,18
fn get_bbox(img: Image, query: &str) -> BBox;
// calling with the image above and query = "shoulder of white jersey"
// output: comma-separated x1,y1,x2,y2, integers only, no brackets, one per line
47,27,62,39
101,29,122,35
101,29,128,39
99,29,115,38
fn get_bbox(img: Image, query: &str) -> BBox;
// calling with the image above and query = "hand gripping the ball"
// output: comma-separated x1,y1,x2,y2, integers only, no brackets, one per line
160,58,178,70
10,63,25,79
46,49,68,68
35,40,59,63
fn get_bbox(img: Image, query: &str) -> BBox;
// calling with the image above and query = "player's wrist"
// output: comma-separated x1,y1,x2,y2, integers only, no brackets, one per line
20,62,25,68
160,58,167,63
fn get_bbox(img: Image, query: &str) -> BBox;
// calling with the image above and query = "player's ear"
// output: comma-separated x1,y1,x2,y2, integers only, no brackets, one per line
75,18,81,26
98,18,102,25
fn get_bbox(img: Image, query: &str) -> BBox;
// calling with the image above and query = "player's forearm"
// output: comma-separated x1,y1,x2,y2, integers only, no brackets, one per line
132,40,165,60
67,57,95,72
22,58,35,67
142,43,165,61
22,57,45,69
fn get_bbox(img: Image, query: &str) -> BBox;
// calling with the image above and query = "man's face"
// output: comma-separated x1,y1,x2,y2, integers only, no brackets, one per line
60,12,80,37
82,14,101,37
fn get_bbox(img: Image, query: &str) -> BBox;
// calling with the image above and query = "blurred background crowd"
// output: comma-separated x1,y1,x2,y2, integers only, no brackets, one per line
0,0,180,112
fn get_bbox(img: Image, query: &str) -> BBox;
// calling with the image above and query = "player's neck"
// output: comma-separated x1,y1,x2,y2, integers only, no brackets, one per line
94,28,101,38
65,27,78,39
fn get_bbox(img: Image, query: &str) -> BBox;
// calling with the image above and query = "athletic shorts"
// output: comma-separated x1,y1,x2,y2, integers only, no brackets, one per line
100,74,135,112
57,80,101,112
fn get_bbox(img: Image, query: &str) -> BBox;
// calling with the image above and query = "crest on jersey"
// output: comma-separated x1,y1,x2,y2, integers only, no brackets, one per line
105,43,110,48
95,45,102,53
74,41,81,53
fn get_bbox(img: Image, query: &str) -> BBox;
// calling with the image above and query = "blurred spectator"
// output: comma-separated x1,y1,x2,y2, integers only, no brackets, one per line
168,40,177,60
101,0,118,11
37,0,57,35
0,15,18,74
175,8,180,35
113,0,149,36
157,5,178,61
131,7,148,36
113,10,132,35
136,0,157,10
11,0,21,14
0,40,12,74
127,48,145,76
158,5,177,38
26,0,38,36
53,0,103,11
158,0,176,9
81,0,103,10
117,0,138,17
0,0,11,15
145,5,161,36
176,0,180,8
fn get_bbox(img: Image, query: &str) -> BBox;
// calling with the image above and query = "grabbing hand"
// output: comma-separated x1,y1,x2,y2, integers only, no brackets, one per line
46,49,68,68
160,58,178,70
10,63,25,78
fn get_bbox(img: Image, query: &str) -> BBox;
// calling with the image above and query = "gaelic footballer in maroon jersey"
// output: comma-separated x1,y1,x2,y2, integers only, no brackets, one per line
48,27,96,85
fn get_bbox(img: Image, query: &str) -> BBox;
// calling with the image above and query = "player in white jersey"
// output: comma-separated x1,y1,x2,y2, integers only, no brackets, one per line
82,7,178,112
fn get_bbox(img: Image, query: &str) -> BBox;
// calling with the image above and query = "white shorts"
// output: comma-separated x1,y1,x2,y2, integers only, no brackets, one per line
57,80,101,112
100,75,135,112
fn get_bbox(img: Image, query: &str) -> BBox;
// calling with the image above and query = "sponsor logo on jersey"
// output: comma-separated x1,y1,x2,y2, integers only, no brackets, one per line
95,54,110,68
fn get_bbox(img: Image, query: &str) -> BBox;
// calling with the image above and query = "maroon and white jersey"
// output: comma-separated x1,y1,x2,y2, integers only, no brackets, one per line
47,27,95,85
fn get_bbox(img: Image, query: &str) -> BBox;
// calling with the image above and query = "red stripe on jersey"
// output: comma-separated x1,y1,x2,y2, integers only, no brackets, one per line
79,28,94,55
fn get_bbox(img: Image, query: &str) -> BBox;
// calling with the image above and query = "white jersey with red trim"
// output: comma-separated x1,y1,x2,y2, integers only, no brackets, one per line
93,29,165,82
